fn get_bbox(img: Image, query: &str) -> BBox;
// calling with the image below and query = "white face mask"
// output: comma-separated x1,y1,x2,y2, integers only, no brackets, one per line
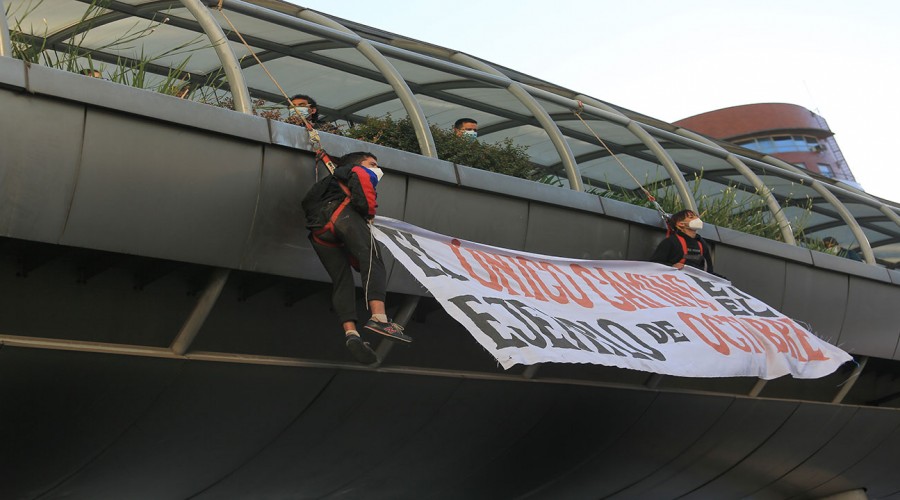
462,130,478,140
687,218,704,230
369,166,384,182
296,106,310,118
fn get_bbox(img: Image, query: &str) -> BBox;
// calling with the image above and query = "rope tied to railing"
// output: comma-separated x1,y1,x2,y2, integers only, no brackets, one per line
573,100,670,227
214,0,337,174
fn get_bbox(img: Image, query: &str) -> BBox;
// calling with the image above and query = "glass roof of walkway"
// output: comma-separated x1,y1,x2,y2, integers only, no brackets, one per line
3,0,899,266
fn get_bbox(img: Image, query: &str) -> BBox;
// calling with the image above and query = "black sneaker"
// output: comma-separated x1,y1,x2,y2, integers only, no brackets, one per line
345,335,378,365
364,319,413,343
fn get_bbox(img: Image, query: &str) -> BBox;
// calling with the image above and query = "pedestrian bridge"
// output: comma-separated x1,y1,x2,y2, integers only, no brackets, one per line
3,0,900,496
2,59,900,499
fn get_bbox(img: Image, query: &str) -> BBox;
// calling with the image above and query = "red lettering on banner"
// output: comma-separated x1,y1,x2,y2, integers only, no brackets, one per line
469,249,532,298
678,311,731,355
540,262,594,308
781,318,828,361
506,256,548,301
448,239,501,291
570,264,636,311
595,268,663,310
660,275,719,311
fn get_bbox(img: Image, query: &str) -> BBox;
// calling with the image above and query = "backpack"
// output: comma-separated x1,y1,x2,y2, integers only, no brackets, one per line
301,174,338,230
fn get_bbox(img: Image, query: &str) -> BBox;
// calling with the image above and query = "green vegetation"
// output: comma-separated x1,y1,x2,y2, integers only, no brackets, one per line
344,115,538,181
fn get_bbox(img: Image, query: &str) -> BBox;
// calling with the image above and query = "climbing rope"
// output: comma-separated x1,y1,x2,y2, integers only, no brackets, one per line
215,1,337,175
572,101,670,228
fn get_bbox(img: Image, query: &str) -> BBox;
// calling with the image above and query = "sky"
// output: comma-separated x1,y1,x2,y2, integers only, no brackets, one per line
289,0,900,203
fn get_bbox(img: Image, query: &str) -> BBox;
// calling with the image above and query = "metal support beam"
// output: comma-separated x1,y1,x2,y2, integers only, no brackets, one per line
216,0,437,158
761,155,876,264
675,127,797,245
450,52,583,191
179,0,252,114
572,94,697,212
0,0,11,57
522,364,541,379
170,267,230,355
748,378,767,397
374,295,421,365
832,356,868,404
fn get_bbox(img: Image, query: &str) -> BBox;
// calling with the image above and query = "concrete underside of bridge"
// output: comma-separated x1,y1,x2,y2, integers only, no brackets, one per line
3,62,900,499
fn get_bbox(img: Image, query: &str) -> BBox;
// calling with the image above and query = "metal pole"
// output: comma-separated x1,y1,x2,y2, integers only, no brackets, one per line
179,0,252,114
0,0,12,57
374,295,421,365
574,94,697,212
832,356,867,404
451,52,583,191
675,127,797,245
170,268,230,355
289,7,438,158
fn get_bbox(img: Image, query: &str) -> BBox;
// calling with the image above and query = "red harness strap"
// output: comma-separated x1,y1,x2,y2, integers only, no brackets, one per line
675,234,703,267
311,181,352,248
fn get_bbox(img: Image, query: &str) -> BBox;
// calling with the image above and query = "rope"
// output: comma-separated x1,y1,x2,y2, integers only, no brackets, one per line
573,101,669,226
215,2,337,173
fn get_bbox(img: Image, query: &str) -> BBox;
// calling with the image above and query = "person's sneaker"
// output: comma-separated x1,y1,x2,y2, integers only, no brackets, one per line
345,335,378,365
364,319,413,343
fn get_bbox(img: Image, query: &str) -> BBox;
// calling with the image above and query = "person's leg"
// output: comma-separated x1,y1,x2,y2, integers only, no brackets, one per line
333,212,412,343
310,235,378,363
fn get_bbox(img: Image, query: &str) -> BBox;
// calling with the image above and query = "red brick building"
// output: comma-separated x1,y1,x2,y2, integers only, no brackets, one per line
674,103,857,183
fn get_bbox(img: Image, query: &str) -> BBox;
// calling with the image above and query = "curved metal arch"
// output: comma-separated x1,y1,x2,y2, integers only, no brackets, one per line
0,0,12,57
284,7,436,158
674,128,796,245
760,154,876,264
449,52,582,191
570,94,697,212
179,0,251,113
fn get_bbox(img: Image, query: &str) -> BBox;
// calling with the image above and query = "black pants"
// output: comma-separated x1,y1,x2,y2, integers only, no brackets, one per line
310,207,387,324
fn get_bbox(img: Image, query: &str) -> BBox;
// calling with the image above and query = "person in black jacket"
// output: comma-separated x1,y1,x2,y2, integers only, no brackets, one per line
303,151,412,365
650,209,714,274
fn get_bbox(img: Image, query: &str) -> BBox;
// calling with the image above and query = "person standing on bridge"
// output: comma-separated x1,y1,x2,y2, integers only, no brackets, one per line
650,209,715,274
302,151,413,364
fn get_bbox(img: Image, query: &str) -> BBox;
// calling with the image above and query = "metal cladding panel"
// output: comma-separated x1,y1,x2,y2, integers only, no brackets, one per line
617,398,798,498
811,249,891,283
768,408,900,498
781,263,849,345
195,370,463,499
0,56,26,88
838,277,900,356
629,225,667,262
402,177,528,250
0,348,185,500
344,378,559,499
0,90,83,243
60,109,263,268
718,226,811,265
25,63,269,143
532,392,734,499
524,203,626,260
686,403,854,499
445,385,658,499
715,246,787,310
239,146,325,279
41,360,336,500
810,416,900,498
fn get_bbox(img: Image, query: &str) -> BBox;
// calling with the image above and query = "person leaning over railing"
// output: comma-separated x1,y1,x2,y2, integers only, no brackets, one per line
287,94,341,134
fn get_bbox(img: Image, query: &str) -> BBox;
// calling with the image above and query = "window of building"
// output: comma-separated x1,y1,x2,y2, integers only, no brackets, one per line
735,135,821,154
818,163,834,177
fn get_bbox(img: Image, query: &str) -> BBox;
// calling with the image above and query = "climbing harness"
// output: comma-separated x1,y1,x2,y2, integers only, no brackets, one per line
572,101,670,228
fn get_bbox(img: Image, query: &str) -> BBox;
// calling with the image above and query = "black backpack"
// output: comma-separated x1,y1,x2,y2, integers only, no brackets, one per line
301,174,337,230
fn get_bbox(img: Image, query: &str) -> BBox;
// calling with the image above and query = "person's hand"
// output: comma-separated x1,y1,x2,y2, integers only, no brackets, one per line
673,262,685,270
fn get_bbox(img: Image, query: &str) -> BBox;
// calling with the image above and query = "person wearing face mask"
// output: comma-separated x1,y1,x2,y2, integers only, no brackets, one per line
650,209,715,274
453,118,478,140
288,94,341,133
302,151,412,364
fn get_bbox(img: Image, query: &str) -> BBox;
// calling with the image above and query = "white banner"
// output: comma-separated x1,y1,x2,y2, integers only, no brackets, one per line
372,217,852,379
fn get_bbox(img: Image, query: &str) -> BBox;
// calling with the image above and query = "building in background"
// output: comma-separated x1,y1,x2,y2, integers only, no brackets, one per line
674,103,858,185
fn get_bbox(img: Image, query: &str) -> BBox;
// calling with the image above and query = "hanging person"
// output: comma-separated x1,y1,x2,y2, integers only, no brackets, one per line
650,209,715,274
301,151,413,365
